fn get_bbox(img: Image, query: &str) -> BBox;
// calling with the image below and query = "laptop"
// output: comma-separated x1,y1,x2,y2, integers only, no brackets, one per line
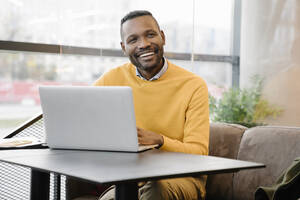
39,86,158,152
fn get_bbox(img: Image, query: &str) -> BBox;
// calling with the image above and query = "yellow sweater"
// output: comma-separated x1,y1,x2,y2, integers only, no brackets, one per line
93,60,209,155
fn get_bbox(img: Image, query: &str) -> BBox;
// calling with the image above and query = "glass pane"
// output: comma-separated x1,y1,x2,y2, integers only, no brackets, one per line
0,51,230,136
0,0,233,135
194,0,233,55
0,51,128,137
0,0,232,54
169,60,231,97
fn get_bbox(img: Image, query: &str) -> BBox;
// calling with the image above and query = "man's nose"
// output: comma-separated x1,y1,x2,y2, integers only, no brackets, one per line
138,37,151,49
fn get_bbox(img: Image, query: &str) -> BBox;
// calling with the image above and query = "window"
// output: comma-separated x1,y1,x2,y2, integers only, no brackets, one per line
0,0,236,136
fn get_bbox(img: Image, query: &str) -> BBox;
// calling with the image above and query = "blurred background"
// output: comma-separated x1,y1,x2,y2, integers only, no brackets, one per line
0,0,233,137
1,0,299,137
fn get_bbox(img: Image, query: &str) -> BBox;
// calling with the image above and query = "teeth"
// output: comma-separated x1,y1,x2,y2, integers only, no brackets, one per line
139,52,154,57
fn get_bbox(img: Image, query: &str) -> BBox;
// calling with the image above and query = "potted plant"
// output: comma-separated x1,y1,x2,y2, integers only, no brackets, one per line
209,75,282,128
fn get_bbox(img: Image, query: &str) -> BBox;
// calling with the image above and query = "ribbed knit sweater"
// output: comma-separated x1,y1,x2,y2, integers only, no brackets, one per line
93,60,209,155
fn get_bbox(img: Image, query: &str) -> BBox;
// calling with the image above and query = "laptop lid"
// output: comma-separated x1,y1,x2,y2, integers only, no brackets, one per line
39,86,141,152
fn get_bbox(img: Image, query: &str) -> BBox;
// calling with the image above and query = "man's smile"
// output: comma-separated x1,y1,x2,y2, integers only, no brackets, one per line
135,48,159,62
139,52,155,58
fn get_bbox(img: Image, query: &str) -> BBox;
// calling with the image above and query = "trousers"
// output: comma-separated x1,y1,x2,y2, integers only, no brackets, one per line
99,176,206,200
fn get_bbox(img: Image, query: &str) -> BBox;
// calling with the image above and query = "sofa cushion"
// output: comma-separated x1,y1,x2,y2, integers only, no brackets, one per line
206,123,247,200
233,126,300,200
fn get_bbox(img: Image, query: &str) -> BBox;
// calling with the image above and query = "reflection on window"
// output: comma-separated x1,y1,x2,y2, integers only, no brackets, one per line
0,0,232,54
0,52,128,136
0,52,228,136
0,0,232,136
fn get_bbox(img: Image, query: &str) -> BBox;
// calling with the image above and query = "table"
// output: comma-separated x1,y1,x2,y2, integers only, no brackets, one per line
0,149,265,200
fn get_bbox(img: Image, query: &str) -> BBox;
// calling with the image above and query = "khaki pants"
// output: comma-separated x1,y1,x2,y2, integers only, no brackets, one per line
99,177,206,200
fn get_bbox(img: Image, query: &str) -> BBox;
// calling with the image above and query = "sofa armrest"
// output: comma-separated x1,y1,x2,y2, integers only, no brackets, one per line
233,126,300,200
206,122,247,200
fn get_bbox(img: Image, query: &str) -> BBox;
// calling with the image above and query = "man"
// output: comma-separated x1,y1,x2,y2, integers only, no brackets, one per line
94,10,209,200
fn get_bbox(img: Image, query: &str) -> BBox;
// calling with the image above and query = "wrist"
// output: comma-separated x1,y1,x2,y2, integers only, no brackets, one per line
156,135,164,149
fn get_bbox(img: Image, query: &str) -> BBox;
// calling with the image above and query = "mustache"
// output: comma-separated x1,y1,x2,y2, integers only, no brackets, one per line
135,46,159,56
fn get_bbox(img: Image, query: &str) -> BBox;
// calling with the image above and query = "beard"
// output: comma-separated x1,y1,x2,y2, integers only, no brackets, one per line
129,45,164,73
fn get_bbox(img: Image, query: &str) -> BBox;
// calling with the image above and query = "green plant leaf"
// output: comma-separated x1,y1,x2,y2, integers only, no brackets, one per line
209,75,282,127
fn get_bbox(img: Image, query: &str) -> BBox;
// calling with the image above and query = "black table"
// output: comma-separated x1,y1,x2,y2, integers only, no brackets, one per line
0,149,265,200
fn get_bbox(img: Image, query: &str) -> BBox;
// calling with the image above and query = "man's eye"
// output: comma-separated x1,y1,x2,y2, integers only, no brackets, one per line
147,33,155,38
128,38,137,44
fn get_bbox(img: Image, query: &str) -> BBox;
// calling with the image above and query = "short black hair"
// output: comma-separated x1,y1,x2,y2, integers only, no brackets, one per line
121,10,154,26
120,10,160,40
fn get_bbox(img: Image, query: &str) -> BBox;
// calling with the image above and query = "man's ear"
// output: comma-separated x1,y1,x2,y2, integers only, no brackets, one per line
160,30,166,45
120,41,126,55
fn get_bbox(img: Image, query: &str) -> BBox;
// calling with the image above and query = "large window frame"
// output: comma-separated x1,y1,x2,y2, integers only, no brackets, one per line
0,0,241,88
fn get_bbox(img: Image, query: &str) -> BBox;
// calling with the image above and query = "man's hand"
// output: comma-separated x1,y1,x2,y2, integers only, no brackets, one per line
137,127,164,146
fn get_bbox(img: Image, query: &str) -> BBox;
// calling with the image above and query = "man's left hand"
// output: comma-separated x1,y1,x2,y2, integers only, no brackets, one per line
137,127,164,146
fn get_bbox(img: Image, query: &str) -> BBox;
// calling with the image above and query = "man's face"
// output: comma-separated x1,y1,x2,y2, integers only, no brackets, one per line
120,15,165,72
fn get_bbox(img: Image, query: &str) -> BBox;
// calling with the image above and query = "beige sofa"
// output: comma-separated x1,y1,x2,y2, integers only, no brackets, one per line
66,123,300,200
206,123,300,200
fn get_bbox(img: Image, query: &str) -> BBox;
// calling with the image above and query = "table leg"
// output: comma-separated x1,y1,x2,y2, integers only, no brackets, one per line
30,169,50,200
115,182,138,200
53,173,61,200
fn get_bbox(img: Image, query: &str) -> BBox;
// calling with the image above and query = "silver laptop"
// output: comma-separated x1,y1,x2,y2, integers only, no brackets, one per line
39,86,157,152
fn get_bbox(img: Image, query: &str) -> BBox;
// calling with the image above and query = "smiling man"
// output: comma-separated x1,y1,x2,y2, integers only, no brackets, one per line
120,12,165,81
93,10,209,200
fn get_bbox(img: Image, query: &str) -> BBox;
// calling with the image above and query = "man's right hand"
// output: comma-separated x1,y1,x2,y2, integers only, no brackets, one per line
137,127,164,146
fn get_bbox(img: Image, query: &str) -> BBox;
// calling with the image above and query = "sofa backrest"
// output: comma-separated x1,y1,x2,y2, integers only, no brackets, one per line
233,126,300,200
206,123,247,200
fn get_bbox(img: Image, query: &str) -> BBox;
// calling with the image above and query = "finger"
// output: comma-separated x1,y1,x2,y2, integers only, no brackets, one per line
137,127,146,132
137,130,142,136
138,137,145,144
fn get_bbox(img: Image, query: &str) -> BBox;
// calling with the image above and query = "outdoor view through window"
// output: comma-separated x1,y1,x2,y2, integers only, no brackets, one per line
0,0,232,137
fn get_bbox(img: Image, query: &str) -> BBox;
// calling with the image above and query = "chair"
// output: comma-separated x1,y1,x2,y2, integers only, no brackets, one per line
0,113,64,200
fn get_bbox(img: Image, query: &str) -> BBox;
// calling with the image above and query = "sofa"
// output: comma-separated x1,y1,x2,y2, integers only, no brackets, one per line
66,123,300,200
206,123,300,200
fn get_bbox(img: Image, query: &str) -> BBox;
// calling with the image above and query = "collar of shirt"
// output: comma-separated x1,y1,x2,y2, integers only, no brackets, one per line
136,58,168,81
